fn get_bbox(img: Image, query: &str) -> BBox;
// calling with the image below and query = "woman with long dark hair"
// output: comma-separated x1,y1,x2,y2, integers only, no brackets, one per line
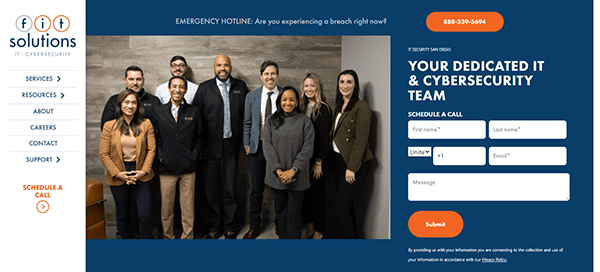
299,73,332,239
330,70,373,239
99,89,156,239
262,86,315,239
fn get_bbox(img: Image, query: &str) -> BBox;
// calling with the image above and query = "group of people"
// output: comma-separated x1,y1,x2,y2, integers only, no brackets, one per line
98,54,373,239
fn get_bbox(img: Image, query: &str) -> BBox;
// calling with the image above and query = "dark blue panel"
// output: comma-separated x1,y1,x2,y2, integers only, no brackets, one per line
86,1,593,271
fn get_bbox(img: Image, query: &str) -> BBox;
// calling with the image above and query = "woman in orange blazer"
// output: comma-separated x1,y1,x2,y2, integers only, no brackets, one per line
99,89,156,239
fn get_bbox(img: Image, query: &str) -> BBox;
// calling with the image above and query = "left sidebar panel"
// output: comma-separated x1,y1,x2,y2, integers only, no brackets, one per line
1,1,85,271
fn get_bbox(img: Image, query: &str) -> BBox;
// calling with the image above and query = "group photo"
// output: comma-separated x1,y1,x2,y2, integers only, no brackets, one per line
85,36,390,239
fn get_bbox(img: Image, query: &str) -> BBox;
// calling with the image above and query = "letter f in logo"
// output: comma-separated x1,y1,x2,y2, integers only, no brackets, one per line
16,15,32,32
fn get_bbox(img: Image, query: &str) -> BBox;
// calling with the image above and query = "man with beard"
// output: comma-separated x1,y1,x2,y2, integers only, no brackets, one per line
192,54,249,239
155,56,198,104
101,66,161,129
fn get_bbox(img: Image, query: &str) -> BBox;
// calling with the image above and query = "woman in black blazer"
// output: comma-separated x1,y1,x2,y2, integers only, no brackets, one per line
330,70,373,239
299,73,332,239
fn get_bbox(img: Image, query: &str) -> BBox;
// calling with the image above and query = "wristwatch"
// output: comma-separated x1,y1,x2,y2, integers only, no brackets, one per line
316,158,323,164
292,166,299,173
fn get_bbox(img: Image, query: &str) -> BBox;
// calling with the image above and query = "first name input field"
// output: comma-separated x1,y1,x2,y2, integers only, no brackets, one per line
408,120,566,139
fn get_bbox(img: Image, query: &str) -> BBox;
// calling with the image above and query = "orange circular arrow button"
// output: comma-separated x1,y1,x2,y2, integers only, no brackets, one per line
408,211,463,238
36,200,50,214
427,12,504,32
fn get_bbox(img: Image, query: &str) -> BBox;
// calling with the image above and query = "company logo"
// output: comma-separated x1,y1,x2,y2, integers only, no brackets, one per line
10,15,76,48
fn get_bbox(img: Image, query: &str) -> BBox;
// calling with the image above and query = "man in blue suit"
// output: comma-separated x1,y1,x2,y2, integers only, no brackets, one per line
242,60,280,239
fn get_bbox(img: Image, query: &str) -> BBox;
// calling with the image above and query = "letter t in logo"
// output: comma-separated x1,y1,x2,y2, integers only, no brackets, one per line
53,15,70,32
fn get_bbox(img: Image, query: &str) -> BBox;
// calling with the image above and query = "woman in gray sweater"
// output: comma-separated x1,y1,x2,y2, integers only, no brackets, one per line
262,86,315,239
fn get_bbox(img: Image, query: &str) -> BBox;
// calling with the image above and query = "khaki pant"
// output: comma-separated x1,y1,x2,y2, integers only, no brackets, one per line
159,173,195,239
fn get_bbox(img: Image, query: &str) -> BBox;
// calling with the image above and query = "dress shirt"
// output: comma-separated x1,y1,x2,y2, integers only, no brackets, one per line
171,103,179,122
260,85,279,131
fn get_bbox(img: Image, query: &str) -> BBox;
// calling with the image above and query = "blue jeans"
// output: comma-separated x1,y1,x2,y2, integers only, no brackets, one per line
110,161,152,239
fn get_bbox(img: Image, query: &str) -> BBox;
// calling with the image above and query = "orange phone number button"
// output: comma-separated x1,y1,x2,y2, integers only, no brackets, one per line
426,12,504,32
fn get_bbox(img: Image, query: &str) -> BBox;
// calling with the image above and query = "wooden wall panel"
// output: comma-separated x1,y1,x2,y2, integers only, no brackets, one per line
86,35,341,177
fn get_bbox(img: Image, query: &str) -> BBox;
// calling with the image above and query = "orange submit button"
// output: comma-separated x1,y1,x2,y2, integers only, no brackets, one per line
408,211,463,238
426,12,504,32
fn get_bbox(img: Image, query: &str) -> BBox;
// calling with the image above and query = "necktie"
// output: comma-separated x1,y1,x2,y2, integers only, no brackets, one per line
220,82,232,138
260,91,274,138
265,91,274,120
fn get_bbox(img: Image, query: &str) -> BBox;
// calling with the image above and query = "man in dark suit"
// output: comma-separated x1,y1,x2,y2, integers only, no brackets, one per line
153,76,203,239
242,60,280,239
192,54,249,239
100,66,161,129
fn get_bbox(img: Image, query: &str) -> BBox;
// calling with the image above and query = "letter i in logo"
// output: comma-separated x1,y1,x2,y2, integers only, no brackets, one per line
34,15,51,32
16,15,32,32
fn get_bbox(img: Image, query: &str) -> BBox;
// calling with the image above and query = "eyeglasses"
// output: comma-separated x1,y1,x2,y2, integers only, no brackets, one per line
171,63,186,69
